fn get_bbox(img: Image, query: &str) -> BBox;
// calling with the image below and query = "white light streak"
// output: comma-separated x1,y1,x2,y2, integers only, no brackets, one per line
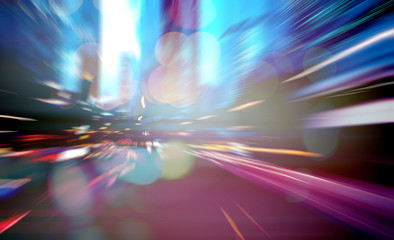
283,28,394,83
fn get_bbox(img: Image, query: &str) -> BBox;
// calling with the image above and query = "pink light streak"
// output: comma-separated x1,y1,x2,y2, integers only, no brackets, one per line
193,150,394,239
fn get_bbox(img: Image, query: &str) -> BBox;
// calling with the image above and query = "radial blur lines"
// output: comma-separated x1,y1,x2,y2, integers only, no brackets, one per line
0,211,31,234
303,98,394,128
234,201,272,240
228,100,264,112
189,144,322,158
49,0,84,16
283,29,394,83
0,178,31,200
219,206,245,240
195,150,394,239
0,115,37,121
283,28,394,83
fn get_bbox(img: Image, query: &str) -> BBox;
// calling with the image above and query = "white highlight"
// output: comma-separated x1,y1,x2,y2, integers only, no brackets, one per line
197,115,215,120
34,98,70,106
141,96,146,108
283,28,394,83
303,99,394,128
228,100,264,112
100,0,141,99
0,115,37,121
56,147,90,162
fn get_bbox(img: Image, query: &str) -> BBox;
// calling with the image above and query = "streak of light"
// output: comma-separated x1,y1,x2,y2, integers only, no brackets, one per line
16,134,61,142
0,148,12,154
56,147,90,162
0,150,34,158
233,201,272,240
0,210,31,234
283,28,394,83
194,150,394,239
0,115,37,121
180,121,192,125
188,144,322,158
0,131,17,133
41,80,63,90
169,132,190,136
327,90,367,98
135,123,142,125
345,81,394,92
141,96,146,108
202,150,306,183
289,67,394,102
17,0,37,22
303,98,394,128
138,116,143,121
219,206,245,240
104,123,111,126
34,98,70,106
197,115,215,120
82,107,92,111
88,163,129,188
78,135,90,140
228,126,253,131
0,89,17,95
326,80,394,99
0,178,31,190
189,144,229,151
228,100,264,112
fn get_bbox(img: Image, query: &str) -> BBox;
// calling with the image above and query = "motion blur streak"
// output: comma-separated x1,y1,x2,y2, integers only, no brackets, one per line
55,146,90,162
303,98,394,128
219,206,245,240
0,211,31,234
233,201,272,240
195,150,394,239
283,28,394,83
0,178,31,190
290,67,394,101
189,144,322,158
0,115,37,121
98,0,141,107
228,100,265,112
0,0,393,239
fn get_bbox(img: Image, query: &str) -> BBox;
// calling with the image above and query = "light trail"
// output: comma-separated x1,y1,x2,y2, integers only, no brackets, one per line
283,28,394,83
34,98,70,106
0,115,36,121
234,201,272,240
0,210,31,234
228,100,264,112
197,115,215,120
192,150,394,239
141,96,146,109
219,206,245,240
188,144,322,158
303,98,394,128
